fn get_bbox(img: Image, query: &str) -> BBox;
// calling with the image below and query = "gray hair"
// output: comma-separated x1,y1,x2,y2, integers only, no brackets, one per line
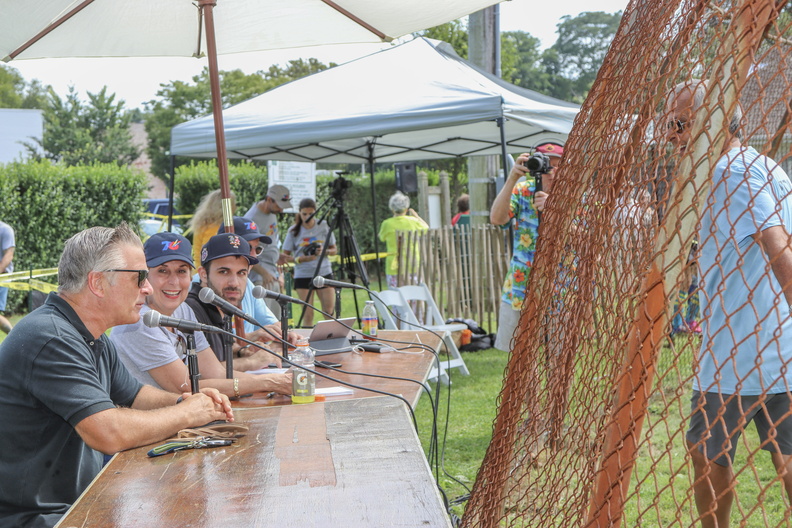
388,191,410,213
58,223,143,294
672,79,743,139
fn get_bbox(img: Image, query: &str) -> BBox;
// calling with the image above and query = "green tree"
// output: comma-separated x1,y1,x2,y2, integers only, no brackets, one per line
144,59,334,179
501,31,554,93
546,11,622,102
420,20,469,59
0,65,48,109
24,86,139,166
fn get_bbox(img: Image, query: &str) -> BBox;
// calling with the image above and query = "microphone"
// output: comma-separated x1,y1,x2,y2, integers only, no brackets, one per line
199,287,260,327
251,285,302,305
312,276,365,290
143,310,224,334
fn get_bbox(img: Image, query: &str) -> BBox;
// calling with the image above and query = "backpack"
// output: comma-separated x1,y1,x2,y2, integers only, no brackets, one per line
445,317,496,351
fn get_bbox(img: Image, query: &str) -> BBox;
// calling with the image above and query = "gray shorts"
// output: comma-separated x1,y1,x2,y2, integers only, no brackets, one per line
494,301,519,352
687,390,792,467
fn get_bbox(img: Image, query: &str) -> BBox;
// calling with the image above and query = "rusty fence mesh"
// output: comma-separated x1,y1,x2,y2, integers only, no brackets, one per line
462,1,792,527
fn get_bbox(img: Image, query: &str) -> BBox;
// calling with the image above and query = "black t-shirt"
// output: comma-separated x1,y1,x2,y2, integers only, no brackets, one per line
185,282,235,363
0,293,142,527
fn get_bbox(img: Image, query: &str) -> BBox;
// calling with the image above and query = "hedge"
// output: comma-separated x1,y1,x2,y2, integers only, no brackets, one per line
0,161,148,313
173,161,440,256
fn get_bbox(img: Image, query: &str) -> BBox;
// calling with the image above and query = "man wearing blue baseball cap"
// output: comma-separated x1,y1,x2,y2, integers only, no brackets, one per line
111,232,291,399
187,233,296,368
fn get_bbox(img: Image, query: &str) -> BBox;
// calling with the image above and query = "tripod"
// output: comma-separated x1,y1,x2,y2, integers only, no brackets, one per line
295,177,370,327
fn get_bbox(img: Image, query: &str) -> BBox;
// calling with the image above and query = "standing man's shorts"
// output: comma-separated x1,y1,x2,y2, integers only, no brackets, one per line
0,286,10,313
687,390,792,466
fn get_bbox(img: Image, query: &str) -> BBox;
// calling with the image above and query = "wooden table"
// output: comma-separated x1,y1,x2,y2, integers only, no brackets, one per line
56,397,452,528
234,330,440,409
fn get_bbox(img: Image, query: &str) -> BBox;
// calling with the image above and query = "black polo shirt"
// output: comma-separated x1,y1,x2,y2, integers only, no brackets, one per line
185,282,235,362
0,293,142,528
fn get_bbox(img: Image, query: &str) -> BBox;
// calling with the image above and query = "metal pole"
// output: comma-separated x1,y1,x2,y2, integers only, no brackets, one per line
367,143,383,290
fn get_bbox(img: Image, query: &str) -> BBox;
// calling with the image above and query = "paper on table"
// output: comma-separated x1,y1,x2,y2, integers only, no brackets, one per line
316,386,354,396
246,368,289,375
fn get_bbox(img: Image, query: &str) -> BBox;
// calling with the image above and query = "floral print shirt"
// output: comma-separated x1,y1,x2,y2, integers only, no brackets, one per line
501,178,540,310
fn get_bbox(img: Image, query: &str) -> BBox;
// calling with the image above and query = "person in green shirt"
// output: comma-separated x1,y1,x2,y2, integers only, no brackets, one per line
378,191,428,288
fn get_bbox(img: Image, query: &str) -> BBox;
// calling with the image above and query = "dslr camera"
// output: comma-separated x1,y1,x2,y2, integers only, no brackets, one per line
524,152,552,176
303,241,321,256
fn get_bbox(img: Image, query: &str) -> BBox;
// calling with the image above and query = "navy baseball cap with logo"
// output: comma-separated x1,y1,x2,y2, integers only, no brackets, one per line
201,233,259,267
217,216,272,244
144,232,194,268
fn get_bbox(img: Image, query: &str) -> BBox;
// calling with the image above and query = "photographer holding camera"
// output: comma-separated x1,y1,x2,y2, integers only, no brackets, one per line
283,197,337,327
490,142,563,352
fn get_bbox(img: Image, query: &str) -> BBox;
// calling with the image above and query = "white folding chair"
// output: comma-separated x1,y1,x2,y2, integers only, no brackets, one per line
395,283,470,382
371,288,452,384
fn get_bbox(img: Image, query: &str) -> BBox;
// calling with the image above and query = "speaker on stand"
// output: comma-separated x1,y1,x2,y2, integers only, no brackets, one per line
394,162,418,193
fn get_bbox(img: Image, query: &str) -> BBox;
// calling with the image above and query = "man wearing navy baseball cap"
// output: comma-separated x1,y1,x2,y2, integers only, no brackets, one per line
186,233,297,368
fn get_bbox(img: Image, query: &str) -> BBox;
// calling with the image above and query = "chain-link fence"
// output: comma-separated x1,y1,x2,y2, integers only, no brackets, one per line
463,1,792,526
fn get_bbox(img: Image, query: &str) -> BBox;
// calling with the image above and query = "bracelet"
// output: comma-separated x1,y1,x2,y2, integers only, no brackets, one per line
237,344,251,356
297,256,302,264
233,378,240,399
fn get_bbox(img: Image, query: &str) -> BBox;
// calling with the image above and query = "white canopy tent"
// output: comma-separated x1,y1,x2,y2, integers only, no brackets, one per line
171,37,580,289
170,38,579,165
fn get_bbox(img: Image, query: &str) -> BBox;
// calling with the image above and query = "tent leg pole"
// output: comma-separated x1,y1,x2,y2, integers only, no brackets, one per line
168,153,176,231
368,143,383,291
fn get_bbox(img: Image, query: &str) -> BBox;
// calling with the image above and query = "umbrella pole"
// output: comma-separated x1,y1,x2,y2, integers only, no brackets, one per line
200,0,235,232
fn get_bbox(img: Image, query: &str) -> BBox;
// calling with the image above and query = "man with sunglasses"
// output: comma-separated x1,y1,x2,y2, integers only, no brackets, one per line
667,80,792,528
245,184,294,314
0,223,233,528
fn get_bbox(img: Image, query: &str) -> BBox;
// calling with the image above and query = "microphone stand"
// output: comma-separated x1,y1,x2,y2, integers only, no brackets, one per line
185,332,201,394
278,300,290,363
222,314,234,379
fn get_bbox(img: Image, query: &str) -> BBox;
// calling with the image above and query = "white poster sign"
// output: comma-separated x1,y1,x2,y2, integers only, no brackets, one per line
267,161,316,213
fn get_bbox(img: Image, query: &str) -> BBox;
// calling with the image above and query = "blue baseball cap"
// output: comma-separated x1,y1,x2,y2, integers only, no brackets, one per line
201,233,259,267
144,232,193,268
217,216,272,244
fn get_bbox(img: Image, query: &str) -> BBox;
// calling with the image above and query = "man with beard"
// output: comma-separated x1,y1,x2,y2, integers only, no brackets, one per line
187,233,292,371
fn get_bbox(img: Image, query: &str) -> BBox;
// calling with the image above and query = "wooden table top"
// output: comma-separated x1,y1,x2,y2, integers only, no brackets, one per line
56,397,452,528
234,330,440,409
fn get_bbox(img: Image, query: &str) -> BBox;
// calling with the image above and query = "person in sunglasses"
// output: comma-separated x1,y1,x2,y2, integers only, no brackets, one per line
0,223,234,528
110,231,291,400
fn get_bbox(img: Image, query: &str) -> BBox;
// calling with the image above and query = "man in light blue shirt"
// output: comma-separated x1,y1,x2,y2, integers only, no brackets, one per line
667,80,792,528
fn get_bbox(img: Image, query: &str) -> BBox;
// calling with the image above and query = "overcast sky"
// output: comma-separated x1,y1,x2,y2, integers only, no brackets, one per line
8,0,630,109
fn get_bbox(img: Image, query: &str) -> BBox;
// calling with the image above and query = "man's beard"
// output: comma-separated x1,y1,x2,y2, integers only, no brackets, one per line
206,277,244,307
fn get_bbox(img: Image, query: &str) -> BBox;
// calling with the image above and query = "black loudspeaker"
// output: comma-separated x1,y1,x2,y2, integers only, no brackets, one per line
394,162,418,193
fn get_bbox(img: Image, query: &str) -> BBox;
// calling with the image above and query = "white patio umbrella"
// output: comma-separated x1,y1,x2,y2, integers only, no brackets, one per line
0,0,502,226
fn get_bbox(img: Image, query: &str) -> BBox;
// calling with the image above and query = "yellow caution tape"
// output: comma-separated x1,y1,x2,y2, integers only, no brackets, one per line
0,268,59,292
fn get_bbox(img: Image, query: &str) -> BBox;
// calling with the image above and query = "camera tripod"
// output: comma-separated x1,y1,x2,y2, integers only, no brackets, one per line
295,179,370,327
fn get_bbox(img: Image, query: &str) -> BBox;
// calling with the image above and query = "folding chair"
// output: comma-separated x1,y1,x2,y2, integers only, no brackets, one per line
371,288,452,384
395,283,470,382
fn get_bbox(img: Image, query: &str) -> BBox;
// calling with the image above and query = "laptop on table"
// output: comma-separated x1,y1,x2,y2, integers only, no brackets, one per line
304,317,356,356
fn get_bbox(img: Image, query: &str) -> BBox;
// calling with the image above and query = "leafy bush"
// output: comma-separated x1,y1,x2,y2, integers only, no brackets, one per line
174,161,267,217
0,161,148,313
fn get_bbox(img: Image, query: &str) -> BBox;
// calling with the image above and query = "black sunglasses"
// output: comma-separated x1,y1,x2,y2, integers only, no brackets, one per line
667,119,688,133
103,269,149,287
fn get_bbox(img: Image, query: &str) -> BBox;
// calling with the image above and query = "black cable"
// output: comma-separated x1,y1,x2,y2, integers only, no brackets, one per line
232,333,419,429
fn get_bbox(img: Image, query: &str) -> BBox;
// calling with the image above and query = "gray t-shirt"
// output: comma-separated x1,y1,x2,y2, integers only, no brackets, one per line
283,221,336,279
111,304,211,390
0,221,15,273
245,203,280,281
